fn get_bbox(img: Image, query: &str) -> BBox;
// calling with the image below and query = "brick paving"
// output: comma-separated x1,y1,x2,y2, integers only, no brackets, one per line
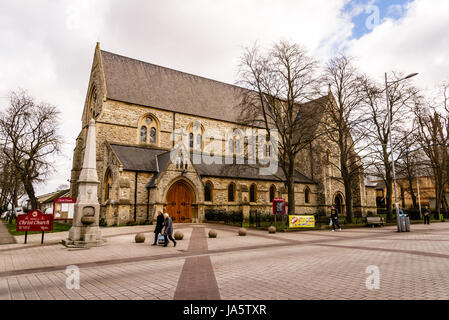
174,227,220,300
1,222,449,299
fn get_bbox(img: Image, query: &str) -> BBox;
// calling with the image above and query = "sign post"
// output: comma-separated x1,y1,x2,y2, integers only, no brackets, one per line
17,210,54,244
272,198,286,229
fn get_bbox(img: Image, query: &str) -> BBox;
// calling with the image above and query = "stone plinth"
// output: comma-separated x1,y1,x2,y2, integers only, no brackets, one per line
63,118,104,248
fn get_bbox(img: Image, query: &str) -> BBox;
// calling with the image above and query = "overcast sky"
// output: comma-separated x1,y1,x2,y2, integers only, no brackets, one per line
0,0,448,198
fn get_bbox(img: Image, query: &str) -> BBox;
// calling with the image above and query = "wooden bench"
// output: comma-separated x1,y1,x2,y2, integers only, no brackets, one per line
366,216,385,227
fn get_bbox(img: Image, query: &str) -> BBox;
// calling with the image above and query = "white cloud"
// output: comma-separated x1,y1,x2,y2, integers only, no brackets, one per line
346,0,449,91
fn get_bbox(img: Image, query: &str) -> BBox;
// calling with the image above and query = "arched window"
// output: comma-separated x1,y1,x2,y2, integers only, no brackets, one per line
180,153,184,170
228,183,235,202
205,181,213,202
269,185,276,203
104,169,112,201
140,126,147,143
229,139,234,154
235,139,240,155
138,115,158,145
189,133,194,149
196,134,202,150
150,127,156,143
305,187,311,204
250,184,257,202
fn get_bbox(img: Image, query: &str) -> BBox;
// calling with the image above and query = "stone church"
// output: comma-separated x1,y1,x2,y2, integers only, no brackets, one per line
70,43,377,226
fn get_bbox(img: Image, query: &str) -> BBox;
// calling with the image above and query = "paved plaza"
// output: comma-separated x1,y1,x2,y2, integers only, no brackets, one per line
1,222,449,300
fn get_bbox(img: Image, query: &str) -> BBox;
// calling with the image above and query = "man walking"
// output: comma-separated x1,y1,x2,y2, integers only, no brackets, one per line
330,205,341,232
163,212,176,247
423,206,431,225
152,211,165,245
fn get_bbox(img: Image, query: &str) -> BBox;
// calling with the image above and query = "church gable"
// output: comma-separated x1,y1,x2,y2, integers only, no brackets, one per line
81,43,107,127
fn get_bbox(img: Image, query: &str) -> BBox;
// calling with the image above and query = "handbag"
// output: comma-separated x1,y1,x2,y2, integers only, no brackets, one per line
158,234,166,245
329,220,333,226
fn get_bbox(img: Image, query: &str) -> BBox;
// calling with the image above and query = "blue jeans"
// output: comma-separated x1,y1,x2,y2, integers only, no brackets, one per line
332,219,341,230
154,232,160,244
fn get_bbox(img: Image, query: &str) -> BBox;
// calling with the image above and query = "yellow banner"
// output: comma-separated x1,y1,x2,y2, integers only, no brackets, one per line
289,215,315,228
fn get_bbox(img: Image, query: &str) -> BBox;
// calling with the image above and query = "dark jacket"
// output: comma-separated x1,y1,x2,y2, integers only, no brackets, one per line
154,214,165,233
164,216,174,236
330,208,339,220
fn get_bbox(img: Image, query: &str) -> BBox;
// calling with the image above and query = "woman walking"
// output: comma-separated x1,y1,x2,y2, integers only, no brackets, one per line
163,212,177,247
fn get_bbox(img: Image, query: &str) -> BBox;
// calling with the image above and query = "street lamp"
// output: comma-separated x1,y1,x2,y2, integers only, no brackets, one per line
385,72,418,232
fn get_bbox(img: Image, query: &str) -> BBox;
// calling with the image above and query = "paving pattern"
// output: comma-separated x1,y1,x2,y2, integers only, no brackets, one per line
1,222,449,300
174,227,220,300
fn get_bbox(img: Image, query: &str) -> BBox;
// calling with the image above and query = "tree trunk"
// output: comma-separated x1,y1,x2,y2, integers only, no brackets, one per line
344,178,353,223
21,175,38,210
406,177,417,209
385,176,393,221
287,159,296,215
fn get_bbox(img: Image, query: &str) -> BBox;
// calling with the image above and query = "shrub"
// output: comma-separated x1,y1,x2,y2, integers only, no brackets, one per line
99,218,107,227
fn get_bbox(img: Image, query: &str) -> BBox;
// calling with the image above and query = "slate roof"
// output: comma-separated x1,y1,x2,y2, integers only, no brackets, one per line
100,50,330,125
110,144,168,172
38,189,70,204
101,50,247,124
108,143,315,187
194,162,315,184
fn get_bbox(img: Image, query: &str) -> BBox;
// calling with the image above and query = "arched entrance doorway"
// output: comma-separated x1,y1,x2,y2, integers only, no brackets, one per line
334,193,345,216
166,181,192,223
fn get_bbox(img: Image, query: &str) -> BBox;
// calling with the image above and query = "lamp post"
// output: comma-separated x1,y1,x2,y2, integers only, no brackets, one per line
385,72,418,232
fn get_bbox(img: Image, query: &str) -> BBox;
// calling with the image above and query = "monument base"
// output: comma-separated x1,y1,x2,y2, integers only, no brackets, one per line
61,238,106,248
63,225,105,248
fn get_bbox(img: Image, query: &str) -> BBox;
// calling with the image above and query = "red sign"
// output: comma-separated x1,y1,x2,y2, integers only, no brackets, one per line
272,198,286,215
54,197,76,204
17,210,54,232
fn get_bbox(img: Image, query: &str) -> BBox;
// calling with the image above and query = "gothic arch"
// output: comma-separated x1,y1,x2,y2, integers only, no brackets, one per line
333,192,345,215
137,113,160,146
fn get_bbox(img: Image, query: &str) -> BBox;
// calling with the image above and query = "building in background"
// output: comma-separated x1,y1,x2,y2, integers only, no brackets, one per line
372,175,449,211
37,189,74,220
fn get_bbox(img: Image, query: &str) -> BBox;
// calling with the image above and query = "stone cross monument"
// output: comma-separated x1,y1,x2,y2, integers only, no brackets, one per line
63,119,104,247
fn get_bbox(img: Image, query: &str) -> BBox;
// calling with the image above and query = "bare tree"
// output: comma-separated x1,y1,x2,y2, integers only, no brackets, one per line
0,89,62,209
395,129,428,209
237,41,320,214
414,85,449,215
317,55,370,223
0,152,25,211
361,73,420,220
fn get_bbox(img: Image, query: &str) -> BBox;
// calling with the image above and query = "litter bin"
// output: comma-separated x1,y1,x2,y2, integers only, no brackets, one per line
400,214,406,232
405,215,411,232
399,213,410,232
